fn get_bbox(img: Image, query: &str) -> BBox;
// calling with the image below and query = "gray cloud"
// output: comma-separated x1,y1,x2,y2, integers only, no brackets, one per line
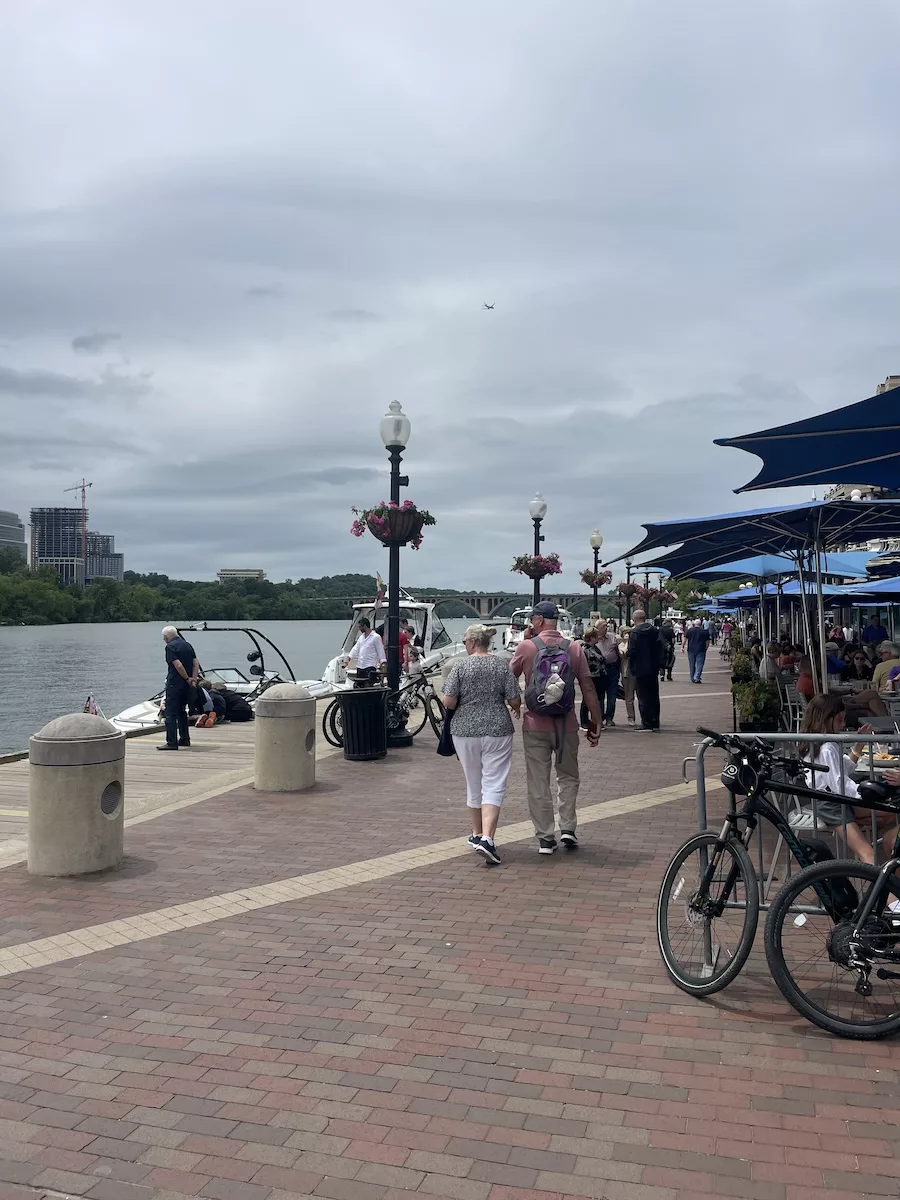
72,331,121,354
2,0,899,586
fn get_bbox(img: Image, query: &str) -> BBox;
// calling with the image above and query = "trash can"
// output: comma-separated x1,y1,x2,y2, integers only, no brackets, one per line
254,683,317,793
28,713,126,877
338,687,388,761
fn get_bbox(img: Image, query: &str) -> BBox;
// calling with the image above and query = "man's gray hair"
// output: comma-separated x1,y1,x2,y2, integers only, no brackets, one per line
161,625,178,640
880,641,899,656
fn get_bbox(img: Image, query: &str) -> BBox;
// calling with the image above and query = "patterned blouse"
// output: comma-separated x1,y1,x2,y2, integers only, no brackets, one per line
443,654,519,738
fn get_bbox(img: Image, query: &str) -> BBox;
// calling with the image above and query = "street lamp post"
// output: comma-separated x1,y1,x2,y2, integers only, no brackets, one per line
379,401,413,747
625,556,634,624
589,529,604,615
529,493,547,606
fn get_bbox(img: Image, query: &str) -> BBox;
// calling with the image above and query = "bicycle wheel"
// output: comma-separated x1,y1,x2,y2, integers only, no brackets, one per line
657,831,759,996
426,690,445,736
764,859,900,1040
403,688,430,736
322,699,343,748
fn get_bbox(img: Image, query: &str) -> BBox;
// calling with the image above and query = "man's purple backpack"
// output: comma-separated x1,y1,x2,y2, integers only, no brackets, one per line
524,637,576,717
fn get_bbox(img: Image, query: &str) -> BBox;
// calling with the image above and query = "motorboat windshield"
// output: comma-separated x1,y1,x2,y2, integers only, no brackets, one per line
340,604,451,654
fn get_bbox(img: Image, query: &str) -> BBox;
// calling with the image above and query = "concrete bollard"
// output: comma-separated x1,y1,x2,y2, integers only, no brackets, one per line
254,683,316,793
28,713,126,877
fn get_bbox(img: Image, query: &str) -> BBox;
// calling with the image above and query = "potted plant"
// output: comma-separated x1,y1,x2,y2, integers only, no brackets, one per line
351,500,436,550
731,650,753,685
511,552,563,581
732,678,781,733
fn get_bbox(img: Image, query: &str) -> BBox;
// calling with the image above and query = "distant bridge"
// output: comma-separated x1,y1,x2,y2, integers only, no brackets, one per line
416,593,591,618
317,592,600,618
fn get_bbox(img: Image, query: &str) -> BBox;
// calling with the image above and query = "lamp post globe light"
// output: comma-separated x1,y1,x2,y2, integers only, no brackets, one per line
589,529,604,615
625,555,634,625
379,401,413,748
529,492,547,606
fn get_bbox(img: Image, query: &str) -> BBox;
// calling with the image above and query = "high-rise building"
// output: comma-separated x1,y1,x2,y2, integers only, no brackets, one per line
30,507,85,586
86,532,124,584
876,375,900,394
0,511,26,559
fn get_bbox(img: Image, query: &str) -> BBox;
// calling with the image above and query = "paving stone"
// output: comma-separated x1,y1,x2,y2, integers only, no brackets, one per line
0,668,896,1200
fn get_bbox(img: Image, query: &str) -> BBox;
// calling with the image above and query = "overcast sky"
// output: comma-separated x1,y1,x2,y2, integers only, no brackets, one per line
3,1,900,590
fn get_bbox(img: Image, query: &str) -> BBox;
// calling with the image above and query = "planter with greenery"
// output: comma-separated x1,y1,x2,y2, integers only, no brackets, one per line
731,650,753,684
732,678,782,732
350,500,436,550
511,553,563,581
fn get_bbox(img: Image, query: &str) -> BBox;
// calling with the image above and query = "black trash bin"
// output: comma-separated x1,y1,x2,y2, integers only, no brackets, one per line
338,687,388,761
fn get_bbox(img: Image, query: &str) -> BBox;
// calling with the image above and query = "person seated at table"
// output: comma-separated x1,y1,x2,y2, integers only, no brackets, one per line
824,641,849,678
748,638,764,669
863,614,890,647
845,649,874,682
759,642,782,682
795,695,898,865
872,642,900,691
797,655,815,701
778,642,802,670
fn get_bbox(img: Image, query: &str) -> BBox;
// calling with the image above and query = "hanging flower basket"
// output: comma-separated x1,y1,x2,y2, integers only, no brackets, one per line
579,568,612,589
615,581,640,600
351,500,436,550
511,552,563,581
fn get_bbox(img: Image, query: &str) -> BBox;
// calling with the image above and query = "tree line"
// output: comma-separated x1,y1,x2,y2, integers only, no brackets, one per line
0,552,509,625
0,548,733,626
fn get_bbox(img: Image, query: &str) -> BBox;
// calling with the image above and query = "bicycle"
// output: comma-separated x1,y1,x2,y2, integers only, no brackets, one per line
657,725,846,996
322,671,445,748
763,779,900,1040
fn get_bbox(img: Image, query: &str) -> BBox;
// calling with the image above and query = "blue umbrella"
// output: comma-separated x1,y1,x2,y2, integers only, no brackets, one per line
714,389,900,493
612,498,900,686
637,549,871,582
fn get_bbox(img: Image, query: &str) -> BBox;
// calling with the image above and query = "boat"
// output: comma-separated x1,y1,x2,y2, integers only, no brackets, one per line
111,625,299,732
315,591,464,690
500,606,577,652
110,597,465,731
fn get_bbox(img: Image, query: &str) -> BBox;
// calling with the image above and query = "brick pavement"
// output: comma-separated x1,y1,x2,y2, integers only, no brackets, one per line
0,653,898,1199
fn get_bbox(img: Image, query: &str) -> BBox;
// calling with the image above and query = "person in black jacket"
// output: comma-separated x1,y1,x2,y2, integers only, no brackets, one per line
659,619,676,682
627,610,663,731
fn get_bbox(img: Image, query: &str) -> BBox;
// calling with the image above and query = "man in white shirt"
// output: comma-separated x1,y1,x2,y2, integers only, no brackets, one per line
344,618,386,685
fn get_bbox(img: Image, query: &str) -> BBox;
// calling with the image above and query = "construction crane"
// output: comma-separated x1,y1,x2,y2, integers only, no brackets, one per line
64,478,92,584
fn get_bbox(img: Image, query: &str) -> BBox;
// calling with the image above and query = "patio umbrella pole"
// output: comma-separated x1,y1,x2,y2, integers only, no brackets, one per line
775,577,782,643
795,554,820,692
814,543,829,690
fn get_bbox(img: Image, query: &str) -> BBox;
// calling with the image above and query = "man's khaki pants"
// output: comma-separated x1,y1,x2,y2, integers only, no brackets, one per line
523,729,580,840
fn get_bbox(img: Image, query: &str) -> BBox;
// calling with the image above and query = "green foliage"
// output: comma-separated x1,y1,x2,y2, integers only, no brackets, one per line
732,678,781,726
0,569,385,625
731,651,753,683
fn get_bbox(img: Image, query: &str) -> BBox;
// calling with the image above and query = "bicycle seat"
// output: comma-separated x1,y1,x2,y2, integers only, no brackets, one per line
857,779,900,809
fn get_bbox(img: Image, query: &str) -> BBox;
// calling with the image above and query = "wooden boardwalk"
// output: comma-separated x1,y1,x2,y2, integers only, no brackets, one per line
0,701,337,868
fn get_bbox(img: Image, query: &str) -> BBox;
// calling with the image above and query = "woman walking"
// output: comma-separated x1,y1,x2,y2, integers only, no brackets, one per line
442,624,521,865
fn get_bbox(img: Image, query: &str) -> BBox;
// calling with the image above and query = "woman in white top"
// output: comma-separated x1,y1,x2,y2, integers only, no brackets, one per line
797,694,899,864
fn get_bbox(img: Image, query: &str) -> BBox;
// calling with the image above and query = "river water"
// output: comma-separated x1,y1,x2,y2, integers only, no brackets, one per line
0,619,473,754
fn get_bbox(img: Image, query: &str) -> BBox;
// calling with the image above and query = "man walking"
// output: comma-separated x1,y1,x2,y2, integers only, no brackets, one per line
160,626,199,750
510,601,602,854
685,618,711,684
627,610,663,731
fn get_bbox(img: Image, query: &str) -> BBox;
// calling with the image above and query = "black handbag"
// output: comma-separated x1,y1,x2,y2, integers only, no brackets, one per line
436,705,455,757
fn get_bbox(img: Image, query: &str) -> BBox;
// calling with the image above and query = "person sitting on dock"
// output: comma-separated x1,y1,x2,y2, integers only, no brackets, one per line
209,682,254,721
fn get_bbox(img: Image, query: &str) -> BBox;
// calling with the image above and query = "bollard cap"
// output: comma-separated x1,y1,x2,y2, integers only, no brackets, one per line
30,713,126,767
255,682,316,718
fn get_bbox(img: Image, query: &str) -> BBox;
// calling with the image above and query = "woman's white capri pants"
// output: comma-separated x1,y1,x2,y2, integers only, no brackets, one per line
452,735,514,808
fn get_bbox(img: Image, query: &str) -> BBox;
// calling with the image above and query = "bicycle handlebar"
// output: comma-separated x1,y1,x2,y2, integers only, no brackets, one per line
695,726,828,772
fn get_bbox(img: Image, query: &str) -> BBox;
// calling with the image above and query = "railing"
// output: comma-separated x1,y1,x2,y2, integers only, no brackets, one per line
686,729,900,908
